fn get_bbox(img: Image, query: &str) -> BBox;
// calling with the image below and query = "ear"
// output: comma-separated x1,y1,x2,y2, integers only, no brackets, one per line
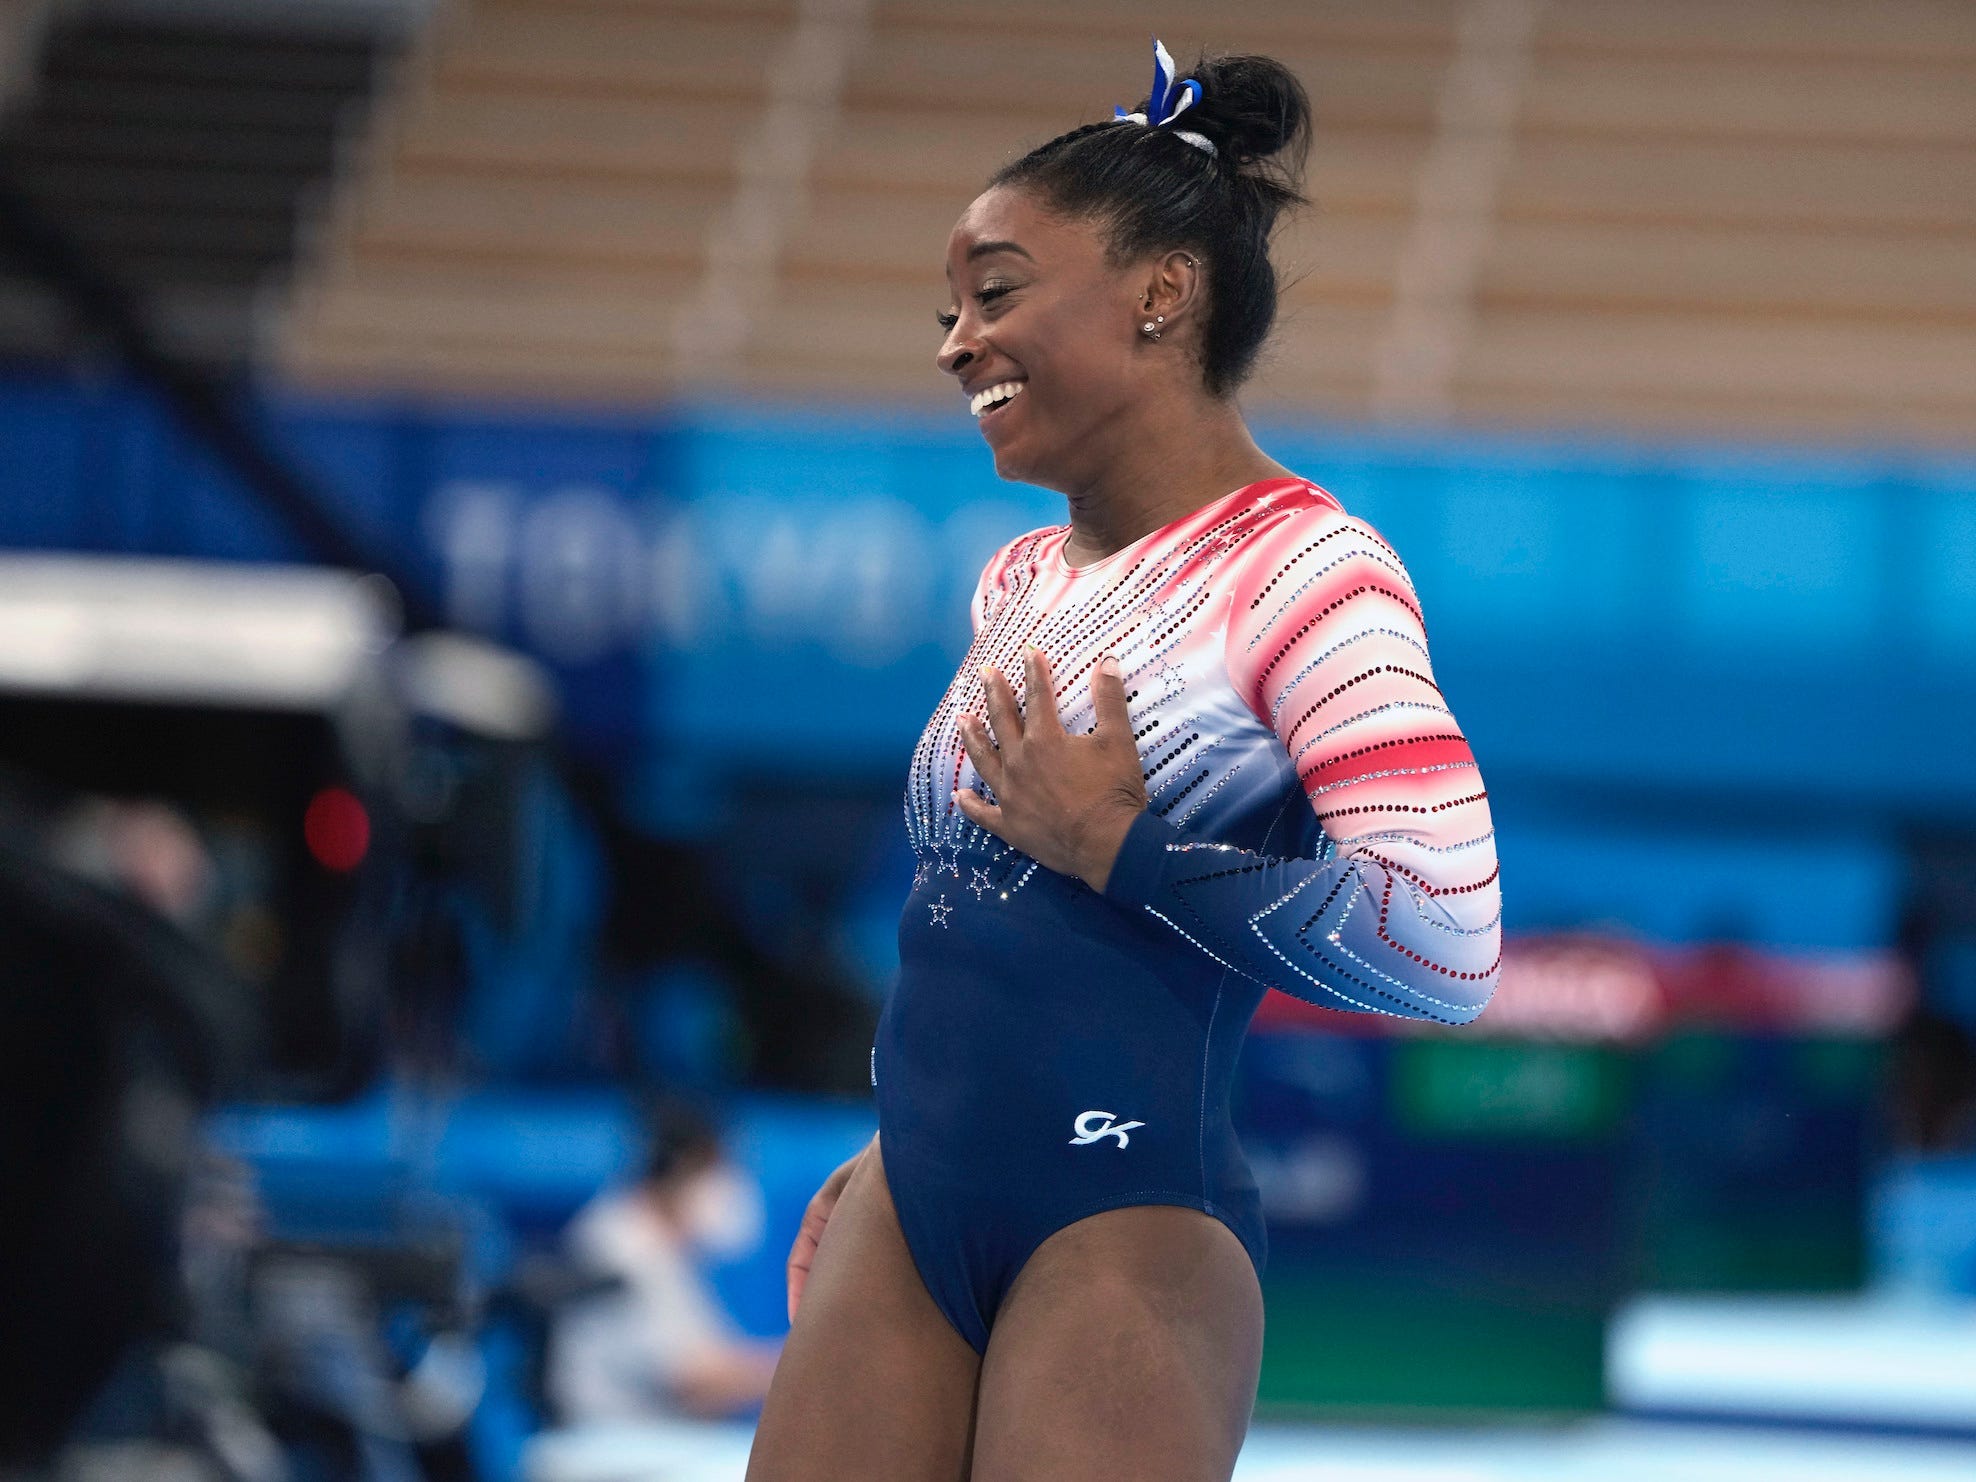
1137,249,1205,329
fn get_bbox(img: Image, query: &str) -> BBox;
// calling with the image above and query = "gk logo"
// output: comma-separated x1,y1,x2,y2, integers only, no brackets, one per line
1070,1110,1145,1149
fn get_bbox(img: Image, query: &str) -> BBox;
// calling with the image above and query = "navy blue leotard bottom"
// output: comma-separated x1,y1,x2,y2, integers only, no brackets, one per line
872,838,1268,1355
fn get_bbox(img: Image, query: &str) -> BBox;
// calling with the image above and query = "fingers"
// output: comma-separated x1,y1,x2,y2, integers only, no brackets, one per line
957,712,1004,791
787,1228,816,1323
788,1145,867,1323
1092,652,1132,736
953,784,1006,839
979,662,1023,748
1021,644,1065,736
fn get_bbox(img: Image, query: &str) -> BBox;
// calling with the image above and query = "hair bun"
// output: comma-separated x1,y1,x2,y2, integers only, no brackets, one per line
1180,53,1312,177
990,46,1314,396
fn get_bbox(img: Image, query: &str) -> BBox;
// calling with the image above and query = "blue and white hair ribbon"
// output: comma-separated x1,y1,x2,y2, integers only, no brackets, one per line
1113,38,1215,155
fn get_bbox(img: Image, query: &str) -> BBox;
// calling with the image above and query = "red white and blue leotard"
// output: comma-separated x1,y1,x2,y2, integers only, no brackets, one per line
873,475,1502,1353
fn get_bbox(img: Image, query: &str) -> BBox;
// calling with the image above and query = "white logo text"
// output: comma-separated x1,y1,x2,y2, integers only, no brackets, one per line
1070,1110,1145,1149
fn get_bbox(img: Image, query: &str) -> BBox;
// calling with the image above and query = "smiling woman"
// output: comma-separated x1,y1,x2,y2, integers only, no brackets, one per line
747,41,1503,1482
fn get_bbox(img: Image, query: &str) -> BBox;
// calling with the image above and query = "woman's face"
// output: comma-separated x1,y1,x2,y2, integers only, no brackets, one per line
937,185,1155,492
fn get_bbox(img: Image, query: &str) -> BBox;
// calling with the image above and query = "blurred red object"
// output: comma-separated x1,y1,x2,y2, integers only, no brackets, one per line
1654,940,1911,1037
303,787,370,873
1251,934,1912,1042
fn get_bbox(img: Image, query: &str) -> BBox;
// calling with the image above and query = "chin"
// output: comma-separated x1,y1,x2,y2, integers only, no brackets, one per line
987,433,1053,488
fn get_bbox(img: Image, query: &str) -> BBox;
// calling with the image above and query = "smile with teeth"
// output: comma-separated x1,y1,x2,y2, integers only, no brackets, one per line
970,381,1026,418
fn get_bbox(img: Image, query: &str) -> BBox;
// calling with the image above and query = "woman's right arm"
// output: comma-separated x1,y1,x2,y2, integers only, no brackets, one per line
785,1134,876,1324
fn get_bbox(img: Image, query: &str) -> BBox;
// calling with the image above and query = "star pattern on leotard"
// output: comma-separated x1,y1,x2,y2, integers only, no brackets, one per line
1123,593,1187,702
968,866,992,899
928,893,953,928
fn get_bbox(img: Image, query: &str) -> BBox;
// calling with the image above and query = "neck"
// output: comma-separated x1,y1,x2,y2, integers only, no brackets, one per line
1057,393,1291,566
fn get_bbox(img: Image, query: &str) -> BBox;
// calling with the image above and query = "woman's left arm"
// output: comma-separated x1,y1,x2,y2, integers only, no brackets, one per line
953,508,1500,1025
1101,509,1502,1024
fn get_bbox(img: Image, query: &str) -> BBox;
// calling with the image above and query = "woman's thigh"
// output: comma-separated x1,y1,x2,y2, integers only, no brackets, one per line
745,1140,982,1482
968,1205,1263,1482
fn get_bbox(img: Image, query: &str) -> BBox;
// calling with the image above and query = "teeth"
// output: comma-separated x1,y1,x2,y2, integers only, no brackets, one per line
969,381,1026,418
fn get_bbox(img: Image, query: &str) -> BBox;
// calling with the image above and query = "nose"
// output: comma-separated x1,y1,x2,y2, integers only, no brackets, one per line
937,328,978,379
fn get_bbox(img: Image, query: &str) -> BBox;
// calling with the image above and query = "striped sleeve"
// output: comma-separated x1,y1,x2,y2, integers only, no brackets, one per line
1102,507,1502,1023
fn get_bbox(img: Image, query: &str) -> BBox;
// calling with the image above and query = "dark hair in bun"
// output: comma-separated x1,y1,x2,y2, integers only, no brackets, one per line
989,52,1312,397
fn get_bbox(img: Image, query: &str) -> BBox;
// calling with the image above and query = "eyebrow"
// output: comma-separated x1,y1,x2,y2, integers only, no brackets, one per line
966,240,1034,264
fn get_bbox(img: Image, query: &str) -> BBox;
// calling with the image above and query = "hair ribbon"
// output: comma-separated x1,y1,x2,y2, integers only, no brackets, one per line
1113,39,1215,155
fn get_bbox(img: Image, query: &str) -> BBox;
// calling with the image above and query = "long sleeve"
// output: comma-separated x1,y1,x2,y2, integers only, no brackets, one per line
1101,507,1503,1024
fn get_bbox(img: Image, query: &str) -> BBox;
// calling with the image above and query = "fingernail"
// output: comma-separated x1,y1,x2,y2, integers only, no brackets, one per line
1101,654,1119,676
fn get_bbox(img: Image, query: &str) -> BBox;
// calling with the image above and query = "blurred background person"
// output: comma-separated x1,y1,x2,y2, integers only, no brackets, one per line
0,837,241,1474
548,1098,780,1426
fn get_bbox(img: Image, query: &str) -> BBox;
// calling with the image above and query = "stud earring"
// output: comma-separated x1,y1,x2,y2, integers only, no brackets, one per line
1141,314,1165,341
